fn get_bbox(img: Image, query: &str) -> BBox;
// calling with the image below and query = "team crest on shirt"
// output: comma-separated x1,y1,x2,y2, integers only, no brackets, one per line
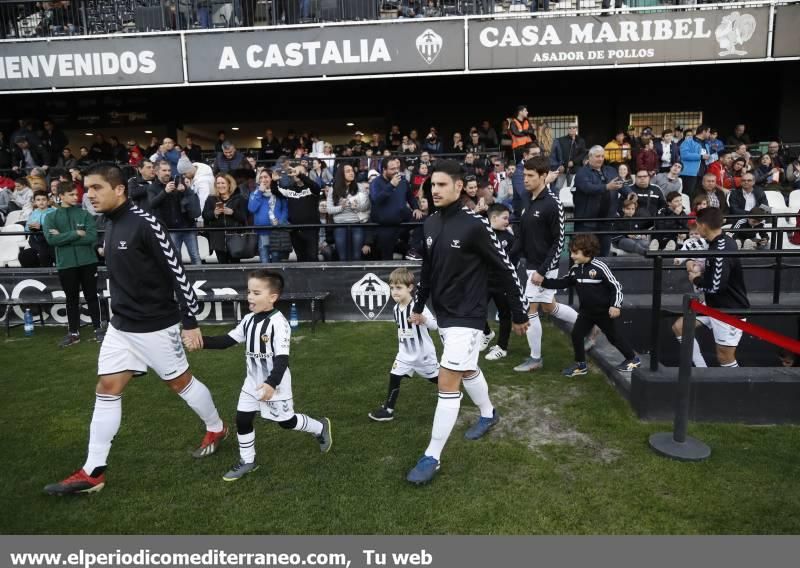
261,333,270,343
351,273,391,320
117,241,128,250
426,236,433,250
533,211,540,218
589,269,597,279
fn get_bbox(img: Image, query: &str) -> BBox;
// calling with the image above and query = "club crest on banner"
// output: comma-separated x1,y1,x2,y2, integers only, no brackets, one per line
351,273,391,320
416,29,443,65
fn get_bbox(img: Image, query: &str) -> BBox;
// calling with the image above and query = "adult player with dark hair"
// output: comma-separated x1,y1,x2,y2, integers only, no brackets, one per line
44,163,228,496
406,160,529,485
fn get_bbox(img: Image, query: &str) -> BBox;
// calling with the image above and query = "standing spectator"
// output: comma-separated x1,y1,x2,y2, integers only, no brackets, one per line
90,134,112,161
56,147,77,170
149,160,202,265
604,130,631,169
108,137,128,164
369,157,422,261
127,159,156,211
766,141,786,171
654,129,680,172
466,131,485,158
450,132,465,155
679,124,711,198
636,139,659,178
12,136,46,174
214,141,245,174
708,129,725,161
550,123,587,191
184,136,203,163
537,121,553,157
511,145,538,219
259,129,281,163
462,175,493,215
510,105,536,163
145,136,160,157
617,163,634,187
0,132,13,170
202,174,248,264
215,130,227,153
422,129,443,155
249,169,289,264
309,158,333,188
156,137,181,176
369,133,384,155
275,163,322,262
653,162,684,195
327,163,370,261
729,173,769,216
26,190,56,267
43,182,103,347
126,140,144,167
41,119,69,167
177,156,215,209
387,125,403,151
725,124,751,147
478,120,499,148
573,146,624,256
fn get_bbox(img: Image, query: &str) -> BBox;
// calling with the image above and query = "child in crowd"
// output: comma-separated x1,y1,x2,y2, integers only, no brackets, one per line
25,190,56,267
541,234,640,377
369,267,439,422
195,269,332,481
673,220,709,271
691,194,708,217
482,204,519,361
729,206,770,250
656,191,689,250
612,198,651,255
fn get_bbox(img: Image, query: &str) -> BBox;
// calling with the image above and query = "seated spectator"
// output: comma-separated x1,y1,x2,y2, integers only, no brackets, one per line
654,130,680,173
149,160,202,265
89,134,111,161
697,173,729,215
617,163,634,187
369,133,384,155
75,146,94,169
653,162,684,195
275,163,323,262
214,141,245,173
466,130,485,157
422,129,443,154
108,136,128,163
462,175,493,215
202,173,248,264
326,163,370,261
10,177,34,218
450,132,465,155
309,158,333,188
753,154,783,187
729,206,770,250
400,135,417,154
656,191,689,250
729,173,769,216
786,154,800,190
766,141,786,171
25,190,56,267
691,193,709,217
478,120,499,148
636,139,659,177
604,130,631,168
56,147,77,170
348,131,365,156
369,157,421,260
707,151,732,189
621,170,666,220
612,199,651,255
724,157,747,190
411,163,430,197
12,136,46,174
315,143,336,170
0,178,13,222
184,136,203,163
573,145,624,256
733,143,751,166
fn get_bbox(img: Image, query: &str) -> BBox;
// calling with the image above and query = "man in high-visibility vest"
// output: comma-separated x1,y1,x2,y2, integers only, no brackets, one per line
510,106,537,164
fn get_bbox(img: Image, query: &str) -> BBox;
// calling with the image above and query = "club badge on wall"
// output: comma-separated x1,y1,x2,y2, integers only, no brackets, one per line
351,273,391,320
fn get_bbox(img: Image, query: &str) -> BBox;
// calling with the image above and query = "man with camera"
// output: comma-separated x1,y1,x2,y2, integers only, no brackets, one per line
274,163,322,262
573,146,624,256
149,160,202,265
369,157,423,261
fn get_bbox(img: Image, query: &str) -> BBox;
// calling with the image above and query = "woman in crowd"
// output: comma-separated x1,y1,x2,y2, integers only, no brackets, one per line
326,163,370,261
617,163,634,187
753,153,783,187
723,157,747,190
202,173,248,264
248,169,289,264
309,158,334,188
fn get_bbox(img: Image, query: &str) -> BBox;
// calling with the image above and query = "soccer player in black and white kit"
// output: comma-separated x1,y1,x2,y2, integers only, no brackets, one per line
511,156,580,372
406,160,529,485
191,270,332,481
369,267,439,422
45,164,227,496
676,207,750,368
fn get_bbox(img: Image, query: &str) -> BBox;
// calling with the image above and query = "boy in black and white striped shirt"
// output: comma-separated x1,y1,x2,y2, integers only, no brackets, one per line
369,268,439,422
197,269,332,482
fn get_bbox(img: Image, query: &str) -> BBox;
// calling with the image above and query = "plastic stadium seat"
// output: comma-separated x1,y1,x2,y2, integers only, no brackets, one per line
559,187,574,209
0,234,21,267
788,190,800,212
4,210,25,227
681,194,691,212
1,224,27,249
765,190,790,213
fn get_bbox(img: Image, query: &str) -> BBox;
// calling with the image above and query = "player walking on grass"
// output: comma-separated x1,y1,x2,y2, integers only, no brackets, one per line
189,269,332,481
406,160,529,486
369,267,439,422
45,163,227,496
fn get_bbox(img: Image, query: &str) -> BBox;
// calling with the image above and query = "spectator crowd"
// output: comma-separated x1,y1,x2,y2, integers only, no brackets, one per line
1,112,799,268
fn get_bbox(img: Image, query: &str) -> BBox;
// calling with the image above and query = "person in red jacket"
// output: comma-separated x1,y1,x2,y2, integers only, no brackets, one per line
636,139,659,177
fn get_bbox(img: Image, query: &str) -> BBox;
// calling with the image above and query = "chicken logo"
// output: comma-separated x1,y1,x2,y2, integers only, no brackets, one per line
715,12,757,57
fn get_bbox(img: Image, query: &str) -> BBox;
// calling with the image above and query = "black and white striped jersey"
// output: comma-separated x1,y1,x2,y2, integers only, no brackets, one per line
229,309,293,401
394,301,437,364
541,258,624,309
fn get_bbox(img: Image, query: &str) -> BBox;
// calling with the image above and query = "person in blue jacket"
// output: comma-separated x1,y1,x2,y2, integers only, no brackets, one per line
249,169,289,264
679,125,712,199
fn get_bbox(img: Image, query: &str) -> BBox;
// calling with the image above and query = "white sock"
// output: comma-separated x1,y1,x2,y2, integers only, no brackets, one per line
293,414,323,436
425,392,462,461
462,369,493,418
551,303,578,325
238,431,256,464
677,336,708,368
527,313,542,359
83,394,122,476
721,361,739,368
178,377,224,433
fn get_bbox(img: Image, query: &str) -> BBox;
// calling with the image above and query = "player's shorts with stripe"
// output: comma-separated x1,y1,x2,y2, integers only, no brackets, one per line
97,323,188,381
237,382,295,422
697,316,744,347
391,357,439,379
439,327,482,372
525,269,559,303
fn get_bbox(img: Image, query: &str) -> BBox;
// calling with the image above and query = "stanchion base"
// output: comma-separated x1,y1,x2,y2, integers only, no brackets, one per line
648,432,711,462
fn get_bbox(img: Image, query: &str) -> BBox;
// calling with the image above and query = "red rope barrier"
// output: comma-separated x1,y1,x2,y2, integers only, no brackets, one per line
689,299,800,355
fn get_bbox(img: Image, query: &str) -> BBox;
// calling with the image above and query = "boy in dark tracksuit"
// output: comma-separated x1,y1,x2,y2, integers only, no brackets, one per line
482,204,519,361
541,233,640,377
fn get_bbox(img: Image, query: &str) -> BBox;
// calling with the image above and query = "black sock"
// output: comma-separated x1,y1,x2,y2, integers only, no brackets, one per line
385,373,405,410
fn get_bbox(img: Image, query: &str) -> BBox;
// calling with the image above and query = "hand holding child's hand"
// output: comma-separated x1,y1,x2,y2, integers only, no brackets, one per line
181,328,203,351
408,313,425,326
531,271,544,286
256,384,275,401
608,306,621,319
